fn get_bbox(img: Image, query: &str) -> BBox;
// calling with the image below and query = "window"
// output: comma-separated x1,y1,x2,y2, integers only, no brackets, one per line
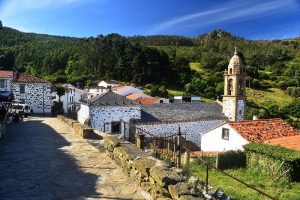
0,79,5,88
19,84,25,94
222,128,229,140
228,79,233,95
111,121,121,134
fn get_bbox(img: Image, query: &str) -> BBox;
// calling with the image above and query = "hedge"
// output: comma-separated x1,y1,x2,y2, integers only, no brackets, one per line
244,143,300,182
216,150,246,170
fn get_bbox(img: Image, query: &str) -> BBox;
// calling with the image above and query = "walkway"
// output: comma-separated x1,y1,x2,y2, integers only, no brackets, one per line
0,117,150,200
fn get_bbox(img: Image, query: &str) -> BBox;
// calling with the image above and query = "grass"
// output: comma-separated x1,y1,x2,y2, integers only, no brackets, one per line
188,162,300,200
246,87,294,107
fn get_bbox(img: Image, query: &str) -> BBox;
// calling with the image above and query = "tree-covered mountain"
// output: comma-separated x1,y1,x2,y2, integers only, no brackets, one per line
1,27,300,126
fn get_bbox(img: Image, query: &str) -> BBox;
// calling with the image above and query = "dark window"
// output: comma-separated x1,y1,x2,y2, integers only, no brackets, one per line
20,84,25,94
228,79,233,95
229,68,232,74
160,100,163,104
111,121,121,134
222,128,229,140
0,79,5,88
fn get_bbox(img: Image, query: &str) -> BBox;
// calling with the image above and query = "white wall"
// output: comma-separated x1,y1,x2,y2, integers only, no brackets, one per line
13,83,52,114
77,104,90,124
98,81,119,88
0,78,12,91
89,106,141,133
201,123,249,152
136,119,226,147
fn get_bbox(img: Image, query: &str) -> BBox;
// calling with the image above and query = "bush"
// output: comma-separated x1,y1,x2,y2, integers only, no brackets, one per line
52,101,64,116
244,143,300,182
216,150,246,170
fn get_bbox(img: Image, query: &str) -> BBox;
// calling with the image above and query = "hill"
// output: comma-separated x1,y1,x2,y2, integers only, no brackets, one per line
1,26,300,126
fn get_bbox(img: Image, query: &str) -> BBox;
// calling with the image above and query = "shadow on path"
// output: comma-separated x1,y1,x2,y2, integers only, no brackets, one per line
0,117,101,200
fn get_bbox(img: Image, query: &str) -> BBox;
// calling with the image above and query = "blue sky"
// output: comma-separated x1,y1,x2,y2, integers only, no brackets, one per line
0,0,300,39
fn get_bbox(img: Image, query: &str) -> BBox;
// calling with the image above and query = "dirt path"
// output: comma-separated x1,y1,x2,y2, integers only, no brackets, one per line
0,116,150,200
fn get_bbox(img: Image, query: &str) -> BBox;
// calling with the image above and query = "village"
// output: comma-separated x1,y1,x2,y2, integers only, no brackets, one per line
0,48,299,199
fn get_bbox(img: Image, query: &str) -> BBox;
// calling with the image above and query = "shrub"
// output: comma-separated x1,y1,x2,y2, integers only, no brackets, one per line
216,150,246,170
244,143,300,182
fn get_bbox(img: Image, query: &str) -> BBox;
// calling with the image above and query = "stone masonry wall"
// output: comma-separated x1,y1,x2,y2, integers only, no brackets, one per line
104,135,206,200
90,106,141,133
13,83,52,113
136,119,226,147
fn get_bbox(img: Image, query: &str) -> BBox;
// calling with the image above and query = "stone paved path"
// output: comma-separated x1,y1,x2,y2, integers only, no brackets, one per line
0,117,150,200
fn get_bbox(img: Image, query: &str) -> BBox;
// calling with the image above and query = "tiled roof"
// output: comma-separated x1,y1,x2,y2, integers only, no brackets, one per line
138,97,160,104
126,93,143,100
87,90,138,106
228,119,300,142
112,85,126,90
266,135,300,151
139,102,225,122
0,70,13,78
15,74,49,83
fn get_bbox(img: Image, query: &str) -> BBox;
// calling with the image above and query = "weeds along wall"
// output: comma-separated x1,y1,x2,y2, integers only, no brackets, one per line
244,143,300,182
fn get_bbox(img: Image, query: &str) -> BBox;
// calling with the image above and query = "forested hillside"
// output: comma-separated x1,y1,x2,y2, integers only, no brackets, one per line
0,27,300,126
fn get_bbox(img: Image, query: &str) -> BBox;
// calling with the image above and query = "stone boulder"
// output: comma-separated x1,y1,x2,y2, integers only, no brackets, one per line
149,166,183,187
133,157,156,177
104,135,120,152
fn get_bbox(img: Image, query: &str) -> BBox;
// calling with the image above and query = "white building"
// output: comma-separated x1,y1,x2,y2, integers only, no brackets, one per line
78,90,141,138
86,86,109,99
201,119,300,152
53,84,88,114
0,70,13,92
98,80,120,88
12,74,52,114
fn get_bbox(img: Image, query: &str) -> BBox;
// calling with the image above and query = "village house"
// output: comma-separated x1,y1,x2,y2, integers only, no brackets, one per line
53,84,87,114
77,89,140,137
98,80,120,88
0,70,52,114
86,85,109,99
12,74,52,114
201,118,300,152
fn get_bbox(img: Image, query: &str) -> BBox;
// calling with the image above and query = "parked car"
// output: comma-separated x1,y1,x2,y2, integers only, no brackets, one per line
10,100,32,117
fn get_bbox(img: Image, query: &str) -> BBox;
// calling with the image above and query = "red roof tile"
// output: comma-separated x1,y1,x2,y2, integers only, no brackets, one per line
138,97,160,104
0,70,13,78
126,93,143,100
15,74,49,83
266,135,300,151
228,119,300,142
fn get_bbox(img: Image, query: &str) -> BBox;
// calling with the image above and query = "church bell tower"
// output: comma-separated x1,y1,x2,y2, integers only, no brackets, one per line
222,47,247,121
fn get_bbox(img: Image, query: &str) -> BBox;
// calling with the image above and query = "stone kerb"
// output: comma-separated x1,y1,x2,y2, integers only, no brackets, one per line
56,115,98,139
103,135,205,199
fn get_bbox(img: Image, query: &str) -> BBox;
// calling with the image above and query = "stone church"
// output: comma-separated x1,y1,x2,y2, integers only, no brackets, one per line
77,48,247,147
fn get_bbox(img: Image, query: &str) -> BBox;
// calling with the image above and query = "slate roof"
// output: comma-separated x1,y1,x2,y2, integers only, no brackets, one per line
87,90,138,106
266,135,300,151
0,70,13,78
228,118,300,142
139,102,225,123
15,74,49,83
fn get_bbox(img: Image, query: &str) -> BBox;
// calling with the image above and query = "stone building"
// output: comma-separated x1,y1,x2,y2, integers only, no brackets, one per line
77,90,141,137
12,74,52,114
222,47,247,121
0,70,52,114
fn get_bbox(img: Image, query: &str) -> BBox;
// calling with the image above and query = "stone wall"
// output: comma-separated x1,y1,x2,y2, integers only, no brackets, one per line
13,83,52,113
57,115,100,139
104,135,205,200
136,119,226,147
90,106,141,134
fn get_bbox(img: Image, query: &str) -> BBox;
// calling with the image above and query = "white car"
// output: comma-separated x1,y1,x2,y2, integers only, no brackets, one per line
10,100,32,117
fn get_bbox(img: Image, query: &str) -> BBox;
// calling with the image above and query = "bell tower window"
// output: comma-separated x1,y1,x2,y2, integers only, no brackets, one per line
229,68,232,74
228,79,233,95
239,79,243,95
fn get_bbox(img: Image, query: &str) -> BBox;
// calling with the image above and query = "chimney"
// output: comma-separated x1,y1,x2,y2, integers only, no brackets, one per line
253,115,259,120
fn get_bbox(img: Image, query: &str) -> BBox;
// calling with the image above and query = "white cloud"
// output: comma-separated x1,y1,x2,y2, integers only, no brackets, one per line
150,0,298,34
0,0,85,17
